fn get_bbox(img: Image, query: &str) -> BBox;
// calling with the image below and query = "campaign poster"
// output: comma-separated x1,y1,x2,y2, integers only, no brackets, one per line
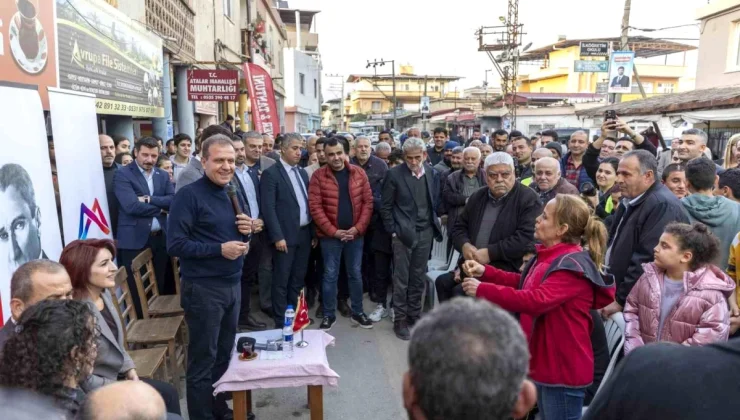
49,88,112,245
607,51,635,94
0,84,64,325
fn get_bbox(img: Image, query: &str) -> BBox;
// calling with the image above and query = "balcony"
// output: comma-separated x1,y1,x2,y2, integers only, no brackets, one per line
145,0,195,61
287,31,319,51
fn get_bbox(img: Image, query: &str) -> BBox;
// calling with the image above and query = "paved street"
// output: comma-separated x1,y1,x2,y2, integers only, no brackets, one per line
180,296,409,419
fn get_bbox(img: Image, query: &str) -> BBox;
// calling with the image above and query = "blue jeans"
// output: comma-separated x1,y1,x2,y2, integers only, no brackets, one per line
321,237,364,318
536,385,585,420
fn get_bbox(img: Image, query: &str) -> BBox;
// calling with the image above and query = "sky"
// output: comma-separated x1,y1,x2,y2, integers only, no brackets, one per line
289,0,708,101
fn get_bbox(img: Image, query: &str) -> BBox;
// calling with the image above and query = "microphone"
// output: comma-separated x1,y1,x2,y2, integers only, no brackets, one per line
227,183,252,242
226,184,241,216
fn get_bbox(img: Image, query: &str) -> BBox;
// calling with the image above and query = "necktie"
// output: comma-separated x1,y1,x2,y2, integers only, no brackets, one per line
292,167,310,218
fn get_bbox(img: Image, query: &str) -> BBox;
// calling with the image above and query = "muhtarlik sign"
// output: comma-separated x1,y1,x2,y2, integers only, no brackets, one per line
579,41,609,57
187,69,239,101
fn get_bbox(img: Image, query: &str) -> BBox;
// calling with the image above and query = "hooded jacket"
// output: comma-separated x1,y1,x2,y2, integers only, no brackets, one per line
681,194,740,271
476,243,616,387
624,262,734,355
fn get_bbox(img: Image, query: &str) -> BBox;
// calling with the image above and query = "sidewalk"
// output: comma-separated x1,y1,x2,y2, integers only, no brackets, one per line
179,295,409,419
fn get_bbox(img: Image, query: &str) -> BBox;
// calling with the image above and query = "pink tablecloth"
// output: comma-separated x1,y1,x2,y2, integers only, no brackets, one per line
213,329,339,395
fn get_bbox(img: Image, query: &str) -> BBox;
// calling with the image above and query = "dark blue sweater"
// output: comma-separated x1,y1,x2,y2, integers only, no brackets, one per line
167,176,248,285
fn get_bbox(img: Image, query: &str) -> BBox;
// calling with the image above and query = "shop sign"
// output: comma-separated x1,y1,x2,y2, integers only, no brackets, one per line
56,0,164,118
574,60,609,73
579,41,609,57
188,69,239,101
0,0,59,109
195,101,219,116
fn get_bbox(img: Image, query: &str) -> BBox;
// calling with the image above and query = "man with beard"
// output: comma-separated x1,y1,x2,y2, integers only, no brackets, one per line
492,129,509,152
433,141,459,174
427,128,448,166
99,134,121,238
511,136,533,181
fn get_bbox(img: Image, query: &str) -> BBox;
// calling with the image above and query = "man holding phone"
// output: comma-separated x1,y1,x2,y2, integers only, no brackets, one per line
583,114,656,183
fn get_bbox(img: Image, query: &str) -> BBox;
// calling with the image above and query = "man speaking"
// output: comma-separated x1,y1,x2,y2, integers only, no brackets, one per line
167,134,253,420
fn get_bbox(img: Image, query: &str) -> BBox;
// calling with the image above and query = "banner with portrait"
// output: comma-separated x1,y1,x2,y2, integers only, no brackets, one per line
607,51,635,94
49,88,112,245
0,84,64,326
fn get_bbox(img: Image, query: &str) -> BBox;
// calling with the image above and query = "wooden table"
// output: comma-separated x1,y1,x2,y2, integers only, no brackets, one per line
233,385,323,420
213,330,338,420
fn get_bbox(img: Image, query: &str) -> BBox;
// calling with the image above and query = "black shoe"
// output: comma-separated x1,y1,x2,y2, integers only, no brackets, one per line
315,306,324,318
351,313,373,329
337,299,351,318
394,320,410,341
408,317,419,328
239,315,267,331
261,307,274,318
319,316,337,331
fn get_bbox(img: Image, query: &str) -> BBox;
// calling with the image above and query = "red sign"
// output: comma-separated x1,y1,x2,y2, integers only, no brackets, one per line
187,69,239,101
244,63,279,137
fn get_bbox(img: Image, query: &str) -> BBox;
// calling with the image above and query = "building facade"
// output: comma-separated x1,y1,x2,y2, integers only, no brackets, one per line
696,0,740,89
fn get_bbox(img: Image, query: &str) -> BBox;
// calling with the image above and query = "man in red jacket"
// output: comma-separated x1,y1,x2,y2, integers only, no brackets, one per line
308,137,374,330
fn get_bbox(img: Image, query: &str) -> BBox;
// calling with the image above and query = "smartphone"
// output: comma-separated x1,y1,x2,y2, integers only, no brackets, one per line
604,110,618,134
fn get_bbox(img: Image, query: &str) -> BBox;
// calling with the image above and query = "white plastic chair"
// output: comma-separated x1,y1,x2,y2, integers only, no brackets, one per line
583,311,625,414
427,225,449,271
423,250,460,311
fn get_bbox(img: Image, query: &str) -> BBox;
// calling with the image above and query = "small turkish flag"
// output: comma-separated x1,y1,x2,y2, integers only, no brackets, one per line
293,289,310,333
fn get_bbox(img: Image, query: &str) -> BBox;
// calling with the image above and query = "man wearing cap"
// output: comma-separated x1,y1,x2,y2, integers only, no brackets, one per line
427,128,448,166
433,141,459,175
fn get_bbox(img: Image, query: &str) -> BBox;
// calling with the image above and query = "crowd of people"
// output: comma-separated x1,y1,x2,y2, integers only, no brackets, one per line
3,113,740,420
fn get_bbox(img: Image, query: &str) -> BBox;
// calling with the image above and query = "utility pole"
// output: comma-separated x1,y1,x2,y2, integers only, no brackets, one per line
367,59,396,129
423,75,428,132
617,0,647,102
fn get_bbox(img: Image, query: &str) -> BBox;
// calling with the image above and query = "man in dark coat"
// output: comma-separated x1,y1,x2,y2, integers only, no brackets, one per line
438,152,541,302
599,150,688,318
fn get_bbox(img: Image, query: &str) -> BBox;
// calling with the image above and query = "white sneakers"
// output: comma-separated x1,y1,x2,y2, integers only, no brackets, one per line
368,304,389,323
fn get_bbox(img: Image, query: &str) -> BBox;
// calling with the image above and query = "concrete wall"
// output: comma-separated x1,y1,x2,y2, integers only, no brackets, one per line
283,49,320,113
696,6,740,89
195,0,243,63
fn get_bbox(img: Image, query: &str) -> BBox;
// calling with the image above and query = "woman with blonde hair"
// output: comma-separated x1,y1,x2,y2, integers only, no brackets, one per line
462,194,615,420
722,133,740,169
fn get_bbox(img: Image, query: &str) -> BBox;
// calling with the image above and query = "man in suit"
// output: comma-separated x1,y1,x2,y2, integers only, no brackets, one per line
0,260,73,351
610,66,630,88
232,131,275,331
175,125,233,192
380,137,443,340
261,133,315,328
99,134,121,238
113,137,174,319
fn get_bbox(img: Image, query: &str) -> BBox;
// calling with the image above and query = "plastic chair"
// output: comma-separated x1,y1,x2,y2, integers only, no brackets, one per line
423,250,460,311
583,311,625,414
427,225,449,271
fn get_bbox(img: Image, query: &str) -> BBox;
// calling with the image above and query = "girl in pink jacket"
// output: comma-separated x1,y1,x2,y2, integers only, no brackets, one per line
624,222,735,354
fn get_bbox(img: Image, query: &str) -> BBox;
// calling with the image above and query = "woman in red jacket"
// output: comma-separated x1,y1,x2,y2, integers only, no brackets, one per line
462,194,615,420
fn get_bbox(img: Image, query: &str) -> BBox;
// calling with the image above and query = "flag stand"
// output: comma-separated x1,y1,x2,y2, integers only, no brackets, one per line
296,329,309,348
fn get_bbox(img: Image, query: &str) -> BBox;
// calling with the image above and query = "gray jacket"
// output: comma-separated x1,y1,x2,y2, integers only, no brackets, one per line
81,290,135,392
175,157,204,193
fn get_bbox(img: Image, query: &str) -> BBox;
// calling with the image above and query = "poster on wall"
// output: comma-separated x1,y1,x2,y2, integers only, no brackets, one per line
0,0,59,109
49,88,112,245
0,84,64,327
55,0,164,117
607,51,635,94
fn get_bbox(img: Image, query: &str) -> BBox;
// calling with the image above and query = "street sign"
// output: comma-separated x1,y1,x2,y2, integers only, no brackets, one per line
420,96,430,114
187,69,239,101
596,82,608,94
580,41,609,57
574,61,609,73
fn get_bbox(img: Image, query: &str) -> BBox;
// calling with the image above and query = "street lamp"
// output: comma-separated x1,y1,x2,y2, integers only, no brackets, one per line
366,58,396,130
